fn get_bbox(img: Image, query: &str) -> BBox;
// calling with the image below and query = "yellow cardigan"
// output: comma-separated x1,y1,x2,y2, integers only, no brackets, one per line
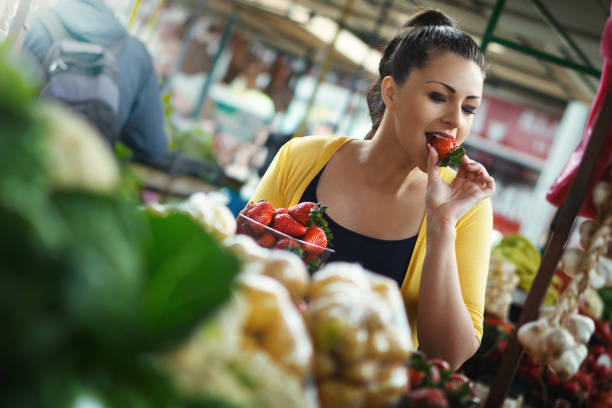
251,135,492,347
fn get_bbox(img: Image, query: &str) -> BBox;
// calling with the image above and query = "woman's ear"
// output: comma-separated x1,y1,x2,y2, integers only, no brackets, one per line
380,76,397,110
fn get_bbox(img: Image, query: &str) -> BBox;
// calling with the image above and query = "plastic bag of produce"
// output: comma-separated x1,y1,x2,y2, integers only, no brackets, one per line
224,234,310,305
306,262,412,408
237,273,313,379
546,6,612,219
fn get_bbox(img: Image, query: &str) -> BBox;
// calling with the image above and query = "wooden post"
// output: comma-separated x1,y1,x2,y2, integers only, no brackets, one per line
483,84,612,407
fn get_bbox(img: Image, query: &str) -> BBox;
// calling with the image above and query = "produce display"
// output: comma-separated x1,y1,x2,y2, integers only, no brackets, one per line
237,200,334,271
401,352,481,408
306,263,412,408
485,256,520,321
0,48,241,408
162,274,316,408
518,177,612,380
224,234,310,305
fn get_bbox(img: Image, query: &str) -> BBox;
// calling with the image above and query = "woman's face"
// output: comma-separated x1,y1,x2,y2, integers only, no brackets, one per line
382,51,484,170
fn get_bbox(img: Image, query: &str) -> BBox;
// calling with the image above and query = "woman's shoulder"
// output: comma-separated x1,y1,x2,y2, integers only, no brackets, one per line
281,135,354,159
286,134,353,149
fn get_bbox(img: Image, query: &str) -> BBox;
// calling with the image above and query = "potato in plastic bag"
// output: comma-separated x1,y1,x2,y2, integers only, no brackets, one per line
305,262,413,408
225,235,310,304
237,273,313,379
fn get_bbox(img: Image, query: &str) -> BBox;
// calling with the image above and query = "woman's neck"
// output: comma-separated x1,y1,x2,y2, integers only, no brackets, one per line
356,131,426,194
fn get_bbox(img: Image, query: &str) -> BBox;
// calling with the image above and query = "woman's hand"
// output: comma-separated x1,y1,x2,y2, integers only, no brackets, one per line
425,144,495,225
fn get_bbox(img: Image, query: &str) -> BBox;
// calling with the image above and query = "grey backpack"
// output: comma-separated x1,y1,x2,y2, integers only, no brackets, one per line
38,10,124,145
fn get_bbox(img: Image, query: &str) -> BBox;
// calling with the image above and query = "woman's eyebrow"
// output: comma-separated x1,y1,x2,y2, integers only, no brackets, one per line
426,80,481,99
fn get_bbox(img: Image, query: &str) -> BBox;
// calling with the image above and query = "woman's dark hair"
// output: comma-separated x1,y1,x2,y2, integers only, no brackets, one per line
365,9,487,139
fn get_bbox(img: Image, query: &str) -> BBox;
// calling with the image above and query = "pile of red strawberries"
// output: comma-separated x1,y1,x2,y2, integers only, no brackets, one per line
238,200,333,260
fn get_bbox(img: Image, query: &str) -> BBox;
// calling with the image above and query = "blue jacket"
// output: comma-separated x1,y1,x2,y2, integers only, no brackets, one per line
23,0,167,163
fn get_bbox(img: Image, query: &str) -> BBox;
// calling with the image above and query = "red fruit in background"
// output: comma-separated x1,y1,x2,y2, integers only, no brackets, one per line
288,202,316,225
427,366,441,385
275,237,300,250
592,345,605,356
562,380,580,395
429,358,451,372
548,372,561,386
528,365,542,381
409,368,426,389
498,340,508,352
301,226,327,255
256,231,276,248
579,372,593,391
592,391,612,405
405,387,449,408
272,213,307,237
246,201,275,232
444,375,467,393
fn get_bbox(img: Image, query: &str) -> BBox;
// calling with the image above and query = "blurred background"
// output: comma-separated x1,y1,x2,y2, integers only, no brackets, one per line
4,0,608,246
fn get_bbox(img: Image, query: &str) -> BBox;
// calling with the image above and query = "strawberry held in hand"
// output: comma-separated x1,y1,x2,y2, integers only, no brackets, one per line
427,133,465,167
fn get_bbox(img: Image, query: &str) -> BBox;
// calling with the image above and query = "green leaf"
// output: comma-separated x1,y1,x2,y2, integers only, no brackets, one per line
51,191,148,346
142,212,240,349
439,146,466,168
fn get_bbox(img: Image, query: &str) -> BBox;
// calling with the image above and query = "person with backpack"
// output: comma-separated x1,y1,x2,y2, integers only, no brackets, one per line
22,0,167,164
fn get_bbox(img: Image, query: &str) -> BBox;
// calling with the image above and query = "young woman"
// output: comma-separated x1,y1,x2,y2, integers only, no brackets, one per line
248,9,495,370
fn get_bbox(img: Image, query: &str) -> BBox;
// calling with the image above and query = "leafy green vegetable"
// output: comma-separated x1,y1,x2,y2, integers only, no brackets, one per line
0,50,240,408
142,212,240,349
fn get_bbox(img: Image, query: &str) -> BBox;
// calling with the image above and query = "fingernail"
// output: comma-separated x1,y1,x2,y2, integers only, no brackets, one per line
479,171,484,176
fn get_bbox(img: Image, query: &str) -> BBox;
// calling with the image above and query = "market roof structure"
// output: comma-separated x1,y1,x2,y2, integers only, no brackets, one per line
188,0,609,106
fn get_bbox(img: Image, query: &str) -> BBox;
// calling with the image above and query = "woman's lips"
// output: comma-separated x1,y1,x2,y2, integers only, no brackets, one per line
425,132,454,144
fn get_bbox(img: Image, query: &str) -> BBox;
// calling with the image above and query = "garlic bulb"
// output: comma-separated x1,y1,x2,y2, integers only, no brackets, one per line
592,181,611,211
560,248,584,277
517,318,551,364
565,313,595,344
545,328,575,359
549,344,587,381
588,268,606,289
596,256,612,286
579,220,597,248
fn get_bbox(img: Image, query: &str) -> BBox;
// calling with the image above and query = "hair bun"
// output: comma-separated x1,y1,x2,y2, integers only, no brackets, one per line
404,9,454,28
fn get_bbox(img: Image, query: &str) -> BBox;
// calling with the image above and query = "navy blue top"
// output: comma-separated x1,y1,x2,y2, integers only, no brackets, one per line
300,166,417,287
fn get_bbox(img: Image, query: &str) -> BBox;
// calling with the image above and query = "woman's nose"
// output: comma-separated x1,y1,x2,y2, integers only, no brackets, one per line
443,106,462,128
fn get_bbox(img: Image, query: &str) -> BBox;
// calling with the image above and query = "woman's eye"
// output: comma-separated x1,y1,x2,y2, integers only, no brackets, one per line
462,105,477,115
428,92,446,102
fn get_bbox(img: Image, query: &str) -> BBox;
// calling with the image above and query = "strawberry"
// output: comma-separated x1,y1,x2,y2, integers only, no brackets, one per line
256,231,276,248
275,237,300,250
305,255,322,273
288,202,316,225
274,207,288,216
428,133,465,167
301,226,327,255
272,213,307,238
246,201,275,232
404,388,449,408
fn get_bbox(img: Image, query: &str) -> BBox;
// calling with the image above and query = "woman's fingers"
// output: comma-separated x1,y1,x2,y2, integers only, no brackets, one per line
427,144,443,183
459,155,495,194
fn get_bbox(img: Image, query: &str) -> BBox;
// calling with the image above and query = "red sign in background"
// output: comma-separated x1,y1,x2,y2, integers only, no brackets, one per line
470,93,562,234
472,93,561,160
